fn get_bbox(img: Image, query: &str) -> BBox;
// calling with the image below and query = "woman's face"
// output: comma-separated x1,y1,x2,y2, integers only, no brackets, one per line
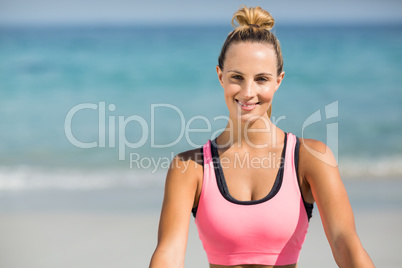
216,42,284,124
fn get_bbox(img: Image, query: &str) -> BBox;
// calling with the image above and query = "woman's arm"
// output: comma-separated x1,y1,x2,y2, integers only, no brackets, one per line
299,138,375,267
149,151,201,268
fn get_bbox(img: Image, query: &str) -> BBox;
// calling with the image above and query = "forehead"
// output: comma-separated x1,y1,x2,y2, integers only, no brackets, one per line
224,42,277,72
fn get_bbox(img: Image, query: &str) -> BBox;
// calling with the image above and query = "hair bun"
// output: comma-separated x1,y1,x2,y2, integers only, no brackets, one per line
231,5,275,31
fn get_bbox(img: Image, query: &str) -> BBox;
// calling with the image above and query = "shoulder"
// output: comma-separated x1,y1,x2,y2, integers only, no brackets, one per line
170,147,203,174
165,147,204,197
297,137,338,183
298,137,337,167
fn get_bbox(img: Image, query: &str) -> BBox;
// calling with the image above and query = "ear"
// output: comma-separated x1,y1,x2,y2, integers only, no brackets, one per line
216,65,224,87
274,71,285,92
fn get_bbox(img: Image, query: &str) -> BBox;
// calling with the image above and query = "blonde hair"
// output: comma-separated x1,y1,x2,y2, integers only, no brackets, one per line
218,5,283,119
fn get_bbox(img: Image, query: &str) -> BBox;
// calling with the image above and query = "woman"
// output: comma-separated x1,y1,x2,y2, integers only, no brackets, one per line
150,5,375,268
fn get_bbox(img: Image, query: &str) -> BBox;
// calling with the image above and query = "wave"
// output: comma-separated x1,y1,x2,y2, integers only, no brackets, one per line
0,155,401,191
0,166,166,191
339,155,402,178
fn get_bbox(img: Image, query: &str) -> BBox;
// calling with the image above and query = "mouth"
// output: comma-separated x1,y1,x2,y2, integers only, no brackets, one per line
236,99,260,108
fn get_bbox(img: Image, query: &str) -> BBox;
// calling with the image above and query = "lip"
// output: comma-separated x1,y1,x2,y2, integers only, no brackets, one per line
236,99,260,111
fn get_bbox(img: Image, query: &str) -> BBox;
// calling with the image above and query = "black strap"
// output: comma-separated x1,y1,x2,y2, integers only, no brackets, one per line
295,137,314,221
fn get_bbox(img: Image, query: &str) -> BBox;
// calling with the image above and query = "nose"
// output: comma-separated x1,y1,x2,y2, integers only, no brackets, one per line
240,79,257,99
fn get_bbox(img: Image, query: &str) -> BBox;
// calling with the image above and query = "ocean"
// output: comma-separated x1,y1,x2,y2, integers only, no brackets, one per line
0,24,401,192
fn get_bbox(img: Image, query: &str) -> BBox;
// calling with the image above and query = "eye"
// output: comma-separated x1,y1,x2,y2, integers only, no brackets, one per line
231,75,243,80
256,77,269,82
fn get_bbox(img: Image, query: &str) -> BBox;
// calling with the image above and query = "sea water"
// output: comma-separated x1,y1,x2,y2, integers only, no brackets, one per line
0,24,401,193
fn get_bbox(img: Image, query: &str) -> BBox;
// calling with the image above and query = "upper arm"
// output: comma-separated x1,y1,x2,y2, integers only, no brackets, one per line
299,138,356,246
151,150,202,266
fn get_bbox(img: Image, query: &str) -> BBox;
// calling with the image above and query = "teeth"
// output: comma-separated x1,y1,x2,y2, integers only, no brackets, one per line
238,100,256,107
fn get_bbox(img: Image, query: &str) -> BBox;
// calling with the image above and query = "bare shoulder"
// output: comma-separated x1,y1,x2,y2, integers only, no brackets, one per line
298,137,338,171
170,147,203,178
297,137,340,194
176,147,204,166
166,147,204,207
297,137,344,209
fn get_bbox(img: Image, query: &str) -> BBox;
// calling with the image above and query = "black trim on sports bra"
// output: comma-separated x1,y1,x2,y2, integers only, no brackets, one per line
294,136,314,221
191,147,203,217
210,133,287,206
192,134,314,220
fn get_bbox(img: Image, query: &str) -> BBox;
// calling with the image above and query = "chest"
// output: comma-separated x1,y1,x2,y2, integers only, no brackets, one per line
217,147,284,202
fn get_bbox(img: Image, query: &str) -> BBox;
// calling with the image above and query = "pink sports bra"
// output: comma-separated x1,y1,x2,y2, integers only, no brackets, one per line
192,132,313,266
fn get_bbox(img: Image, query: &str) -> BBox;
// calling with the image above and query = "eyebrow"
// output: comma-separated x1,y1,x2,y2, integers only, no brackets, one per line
227,70,273,76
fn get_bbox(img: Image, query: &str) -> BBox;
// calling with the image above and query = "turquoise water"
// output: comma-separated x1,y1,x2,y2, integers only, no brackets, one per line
0,25,401,189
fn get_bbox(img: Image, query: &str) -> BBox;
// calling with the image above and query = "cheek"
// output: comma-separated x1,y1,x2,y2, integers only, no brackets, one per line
259,87,275,102
223,84,239,98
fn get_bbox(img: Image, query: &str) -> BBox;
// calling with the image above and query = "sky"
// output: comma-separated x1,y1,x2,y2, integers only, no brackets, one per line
1,0,402,26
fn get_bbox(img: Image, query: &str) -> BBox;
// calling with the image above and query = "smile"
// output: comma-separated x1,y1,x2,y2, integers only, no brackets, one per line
236,100,260,111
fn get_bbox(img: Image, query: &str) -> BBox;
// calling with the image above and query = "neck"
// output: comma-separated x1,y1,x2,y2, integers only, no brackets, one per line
216,115,283,149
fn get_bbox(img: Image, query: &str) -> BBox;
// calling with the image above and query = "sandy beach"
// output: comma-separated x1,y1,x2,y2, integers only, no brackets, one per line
0,177,401,267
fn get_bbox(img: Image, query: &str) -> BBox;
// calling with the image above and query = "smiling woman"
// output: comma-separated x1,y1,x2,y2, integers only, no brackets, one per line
149,5,375,268
216,41,283,126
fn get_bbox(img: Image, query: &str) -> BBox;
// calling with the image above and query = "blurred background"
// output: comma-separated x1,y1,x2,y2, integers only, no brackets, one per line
0,0,401,267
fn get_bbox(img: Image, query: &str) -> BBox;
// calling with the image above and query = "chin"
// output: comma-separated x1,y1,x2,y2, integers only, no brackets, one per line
235,113,267,125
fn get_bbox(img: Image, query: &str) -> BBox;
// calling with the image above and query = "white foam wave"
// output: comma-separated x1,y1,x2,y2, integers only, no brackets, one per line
339,155,402,178
0,166,166,191
0,155,401,191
